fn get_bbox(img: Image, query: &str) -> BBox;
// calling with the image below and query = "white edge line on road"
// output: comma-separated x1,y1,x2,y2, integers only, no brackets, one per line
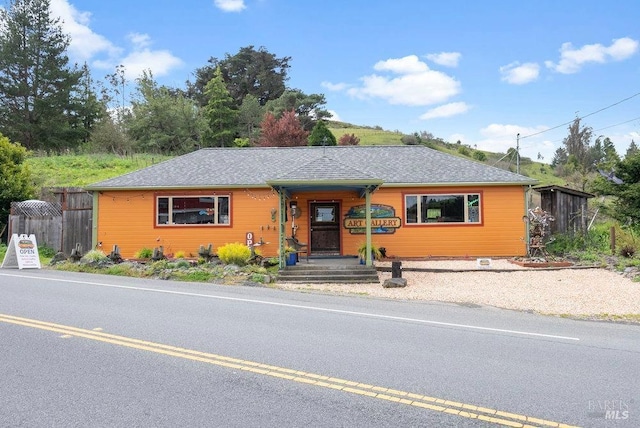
1,272,580,341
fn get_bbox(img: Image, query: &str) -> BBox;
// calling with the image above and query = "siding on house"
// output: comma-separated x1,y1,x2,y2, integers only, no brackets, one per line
96,185,527,258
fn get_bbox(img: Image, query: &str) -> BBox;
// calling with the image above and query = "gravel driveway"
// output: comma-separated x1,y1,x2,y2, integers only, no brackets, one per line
276,259,640,321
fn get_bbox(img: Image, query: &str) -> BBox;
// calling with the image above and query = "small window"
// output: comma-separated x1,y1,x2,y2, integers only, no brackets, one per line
405,193,481,224
156,195,230,226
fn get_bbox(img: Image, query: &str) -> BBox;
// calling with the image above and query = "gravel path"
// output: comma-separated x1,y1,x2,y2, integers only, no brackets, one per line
275,259,640,320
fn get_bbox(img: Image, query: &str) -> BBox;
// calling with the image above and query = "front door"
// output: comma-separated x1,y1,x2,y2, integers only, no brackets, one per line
310,202,340,255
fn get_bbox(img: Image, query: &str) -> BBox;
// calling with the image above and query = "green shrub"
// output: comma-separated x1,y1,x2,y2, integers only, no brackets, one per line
134,247,153,259
39,245,57,258
81,249,108,263
217,242,251,266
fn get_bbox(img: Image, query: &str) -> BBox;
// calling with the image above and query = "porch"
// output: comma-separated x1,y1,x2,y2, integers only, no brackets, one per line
277,256,380,283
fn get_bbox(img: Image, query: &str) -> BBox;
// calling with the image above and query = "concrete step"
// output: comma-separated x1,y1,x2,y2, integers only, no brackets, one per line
277,265,379,284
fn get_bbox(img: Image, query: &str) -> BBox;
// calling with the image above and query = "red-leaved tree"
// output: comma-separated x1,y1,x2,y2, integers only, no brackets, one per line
258,110,309,147
339,133,360,145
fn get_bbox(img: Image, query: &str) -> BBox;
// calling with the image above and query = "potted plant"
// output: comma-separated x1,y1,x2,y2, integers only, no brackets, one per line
284,246,297,266
357,242,382,264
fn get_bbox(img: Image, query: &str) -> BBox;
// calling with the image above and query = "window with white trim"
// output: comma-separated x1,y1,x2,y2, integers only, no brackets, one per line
157,195,230,226
405,194,481,224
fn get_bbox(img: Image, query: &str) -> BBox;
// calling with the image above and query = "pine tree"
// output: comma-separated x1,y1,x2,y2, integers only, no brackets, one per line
0,0,83,151
626,140,639,159
203,67,238,147
308,120,337,146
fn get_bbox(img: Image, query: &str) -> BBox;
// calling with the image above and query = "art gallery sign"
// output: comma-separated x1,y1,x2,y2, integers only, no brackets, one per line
343,204,401,234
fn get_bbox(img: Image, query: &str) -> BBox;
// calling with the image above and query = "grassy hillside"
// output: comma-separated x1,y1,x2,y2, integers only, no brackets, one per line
25,153,171,188
24,125,562,190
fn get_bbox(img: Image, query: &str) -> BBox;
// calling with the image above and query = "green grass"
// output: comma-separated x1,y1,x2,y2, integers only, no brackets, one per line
25,153,172,188
329,126,404,146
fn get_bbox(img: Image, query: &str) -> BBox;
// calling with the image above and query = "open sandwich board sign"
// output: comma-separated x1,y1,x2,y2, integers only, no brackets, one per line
1,233,41,269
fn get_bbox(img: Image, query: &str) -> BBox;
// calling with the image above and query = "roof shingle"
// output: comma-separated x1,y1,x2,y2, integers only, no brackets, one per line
86,145,537,189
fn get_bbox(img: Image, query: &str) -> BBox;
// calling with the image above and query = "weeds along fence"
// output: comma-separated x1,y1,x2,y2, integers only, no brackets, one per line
8,187,92,255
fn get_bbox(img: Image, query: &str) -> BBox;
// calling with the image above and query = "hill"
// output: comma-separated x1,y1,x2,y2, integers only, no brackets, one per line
23,125,563,189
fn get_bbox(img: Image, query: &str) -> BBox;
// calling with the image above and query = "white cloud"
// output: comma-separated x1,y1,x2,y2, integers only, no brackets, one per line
499,62,540,85
326,110,341,121
321,81,349,91
214,0,246,12
347,55,461,106
545,37,639,74
425,52,461,67
49,1,183,80
50,0,120,61
120,44,183,80
419,102,470,120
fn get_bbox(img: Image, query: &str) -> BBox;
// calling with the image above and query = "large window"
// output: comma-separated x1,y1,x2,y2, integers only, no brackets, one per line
157,195,230,226
405,193,481,224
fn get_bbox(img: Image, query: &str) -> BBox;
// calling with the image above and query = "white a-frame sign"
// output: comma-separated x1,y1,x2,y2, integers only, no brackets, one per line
1,234,41,269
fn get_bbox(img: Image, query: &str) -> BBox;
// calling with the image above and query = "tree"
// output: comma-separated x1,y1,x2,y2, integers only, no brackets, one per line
308,120,336,146
339,133,360,146
591,151,640,227
0,0,84,151
264,89,329,131
237,94,263,143
0,135,35,227
626,140,639,159
189,46,290,107
71,63,104,145
202,67,239,147
551,147,568,169
128,70,207,154
562,118,594,172
258,110,309,147
89,115,133,155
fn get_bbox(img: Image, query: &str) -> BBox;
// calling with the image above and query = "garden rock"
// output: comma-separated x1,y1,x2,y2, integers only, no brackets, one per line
382,278,407,288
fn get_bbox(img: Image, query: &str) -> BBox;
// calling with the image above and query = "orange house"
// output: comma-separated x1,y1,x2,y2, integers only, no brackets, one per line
86,146,537,266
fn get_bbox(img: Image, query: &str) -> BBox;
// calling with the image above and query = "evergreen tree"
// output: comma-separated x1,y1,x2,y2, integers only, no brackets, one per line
308,120,336,146
0,0,83,151
202,67,238,147
237,94,263,143
264,89,329,131
128,70,207,154
592,151,640,227
189,46,290,107
626,140,639,159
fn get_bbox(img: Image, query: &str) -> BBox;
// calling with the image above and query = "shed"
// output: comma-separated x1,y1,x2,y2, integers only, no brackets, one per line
534,185,594,235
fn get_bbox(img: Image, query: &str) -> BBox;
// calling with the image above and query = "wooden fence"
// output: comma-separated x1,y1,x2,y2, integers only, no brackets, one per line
8,187,93,255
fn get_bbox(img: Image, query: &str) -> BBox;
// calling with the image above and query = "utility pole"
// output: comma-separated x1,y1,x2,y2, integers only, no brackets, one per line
516,133,520,174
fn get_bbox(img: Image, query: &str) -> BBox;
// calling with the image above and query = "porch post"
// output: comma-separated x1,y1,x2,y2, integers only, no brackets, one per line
365,187,372,266
279,189,287,269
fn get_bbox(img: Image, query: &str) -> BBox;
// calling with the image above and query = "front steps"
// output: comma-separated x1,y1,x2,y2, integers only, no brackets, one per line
277,263,380,284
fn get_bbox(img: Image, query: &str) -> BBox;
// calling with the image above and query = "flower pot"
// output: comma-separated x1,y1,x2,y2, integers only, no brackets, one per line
286,252,297,266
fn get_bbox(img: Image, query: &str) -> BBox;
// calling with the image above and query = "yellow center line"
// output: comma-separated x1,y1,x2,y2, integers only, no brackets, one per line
0,313,580,428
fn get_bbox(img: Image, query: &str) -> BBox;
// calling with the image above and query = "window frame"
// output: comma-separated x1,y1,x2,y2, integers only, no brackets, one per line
404,192,482,225
155,194,231,227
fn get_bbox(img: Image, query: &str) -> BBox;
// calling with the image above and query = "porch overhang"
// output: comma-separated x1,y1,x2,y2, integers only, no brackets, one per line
266,179,383,269
266,179,383,198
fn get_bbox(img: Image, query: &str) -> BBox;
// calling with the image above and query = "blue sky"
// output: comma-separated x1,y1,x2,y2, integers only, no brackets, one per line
51,0,640,163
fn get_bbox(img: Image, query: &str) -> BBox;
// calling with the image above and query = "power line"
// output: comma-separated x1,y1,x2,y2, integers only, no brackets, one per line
520,91,640,140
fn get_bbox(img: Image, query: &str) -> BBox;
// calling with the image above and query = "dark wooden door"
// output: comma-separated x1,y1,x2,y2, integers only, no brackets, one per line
310,202,340,255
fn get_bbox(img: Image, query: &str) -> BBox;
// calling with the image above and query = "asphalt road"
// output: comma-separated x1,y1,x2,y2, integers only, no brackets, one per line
1,269,639,427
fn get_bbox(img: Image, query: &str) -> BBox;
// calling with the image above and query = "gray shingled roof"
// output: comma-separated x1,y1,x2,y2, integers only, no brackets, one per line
86,145,537,190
